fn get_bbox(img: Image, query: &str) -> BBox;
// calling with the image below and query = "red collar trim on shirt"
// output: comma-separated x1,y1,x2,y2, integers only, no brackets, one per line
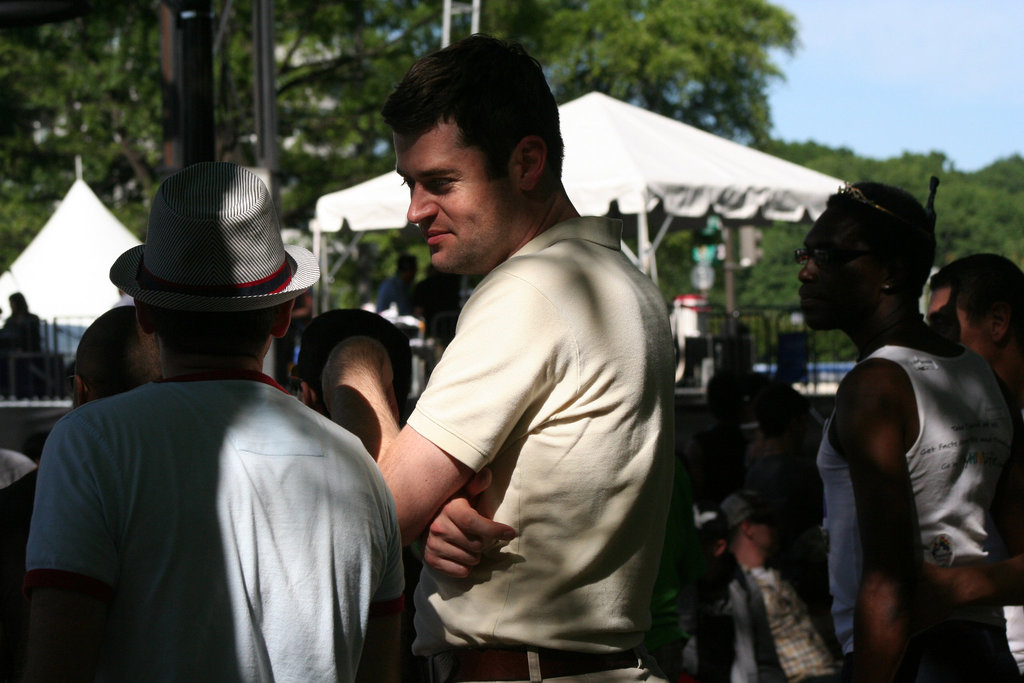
157,369,288,394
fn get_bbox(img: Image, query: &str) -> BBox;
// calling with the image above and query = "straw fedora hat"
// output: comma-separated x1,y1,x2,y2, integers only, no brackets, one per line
110,162,319,312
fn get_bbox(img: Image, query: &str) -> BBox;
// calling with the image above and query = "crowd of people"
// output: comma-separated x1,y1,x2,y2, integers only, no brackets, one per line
0,33,1020,683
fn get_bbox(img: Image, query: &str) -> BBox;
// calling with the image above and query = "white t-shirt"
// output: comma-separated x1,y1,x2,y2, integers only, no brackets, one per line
0,448,36,488
408,217,676,655
818,346,1012,653
27,370,404,682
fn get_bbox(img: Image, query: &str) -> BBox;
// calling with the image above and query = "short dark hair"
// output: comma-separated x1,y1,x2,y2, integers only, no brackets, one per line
146,304,280,358
931,253,1024,343
826,181,936,295
382,34,564,179
753,382,809,438
75,306,160,398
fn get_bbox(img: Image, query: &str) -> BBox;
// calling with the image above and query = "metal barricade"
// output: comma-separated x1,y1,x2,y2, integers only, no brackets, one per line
0,351,67,400
674,303,857,396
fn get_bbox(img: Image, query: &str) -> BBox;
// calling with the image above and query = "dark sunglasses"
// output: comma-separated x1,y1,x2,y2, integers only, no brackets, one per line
794,247,872,268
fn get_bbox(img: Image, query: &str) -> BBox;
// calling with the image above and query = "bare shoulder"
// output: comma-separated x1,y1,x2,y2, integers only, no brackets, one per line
835,357,914,413
832,358,918,458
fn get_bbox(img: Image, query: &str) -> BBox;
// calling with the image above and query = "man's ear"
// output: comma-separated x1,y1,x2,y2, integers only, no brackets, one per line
270,299,296,338
987,302,1012,344
738,519,753,538
511,135,548,192
73,375,89,408
298,381,323,412
712,538,728,559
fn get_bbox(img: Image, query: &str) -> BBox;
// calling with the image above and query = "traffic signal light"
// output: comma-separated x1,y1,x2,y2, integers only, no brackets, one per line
738,226,763,267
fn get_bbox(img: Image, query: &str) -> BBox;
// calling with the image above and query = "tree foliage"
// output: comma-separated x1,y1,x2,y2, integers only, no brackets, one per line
0,1,163,270
7,1,1020,320
684,146,1024,366
0,0,798,309
754,143,1024,273
506,0,798,145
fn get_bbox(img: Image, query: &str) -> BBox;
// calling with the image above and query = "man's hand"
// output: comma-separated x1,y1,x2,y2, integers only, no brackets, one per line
910,562,955,635
423,469,516,578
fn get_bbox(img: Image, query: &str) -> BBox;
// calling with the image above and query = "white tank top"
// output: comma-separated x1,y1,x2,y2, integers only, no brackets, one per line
817,345,1013,653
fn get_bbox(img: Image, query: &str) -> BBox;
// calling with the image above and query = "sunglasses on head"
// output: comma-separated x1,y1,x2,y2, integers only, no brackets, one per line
837,183,918,229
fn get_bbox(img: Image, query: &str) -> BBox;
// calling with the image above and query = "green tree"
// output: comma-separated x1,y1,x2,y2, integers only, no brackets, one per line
762,142,1024,269
0,0,810,311
486,0,797,145
0,1,163,269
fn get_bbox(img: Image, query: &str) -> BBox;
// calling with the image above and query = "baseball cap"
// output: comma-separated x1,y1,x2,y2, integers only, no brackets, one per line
720,489,775,529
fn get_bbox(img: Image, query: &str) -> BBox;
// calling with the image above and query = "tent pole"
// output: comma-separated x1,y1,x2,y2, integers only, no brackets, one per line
723,225,738,333
619,240,638,268
638,194,654,280
311,219,323,315
651,215,673,253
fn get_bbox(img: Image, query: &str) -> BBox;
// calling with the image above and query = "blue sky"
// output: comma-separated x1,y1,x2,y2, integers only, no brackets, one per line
767,1,1023,172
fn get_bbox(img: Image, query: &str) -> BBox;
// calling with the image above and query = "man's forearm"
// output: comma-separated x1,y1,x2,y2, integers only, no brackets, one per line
853,571,912,683
377,427,477,546
929,554,1024,608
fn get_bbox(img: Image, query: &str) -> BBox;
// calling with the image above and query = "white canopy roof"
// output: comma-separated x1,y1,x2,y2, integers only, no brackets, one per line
560,91,841,221
315,91,842,235
0,179,141,322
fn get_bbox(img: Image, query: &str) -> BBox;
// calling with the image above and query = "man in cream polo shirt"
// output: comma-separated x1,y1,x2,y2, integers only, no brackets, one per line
328,35,676,682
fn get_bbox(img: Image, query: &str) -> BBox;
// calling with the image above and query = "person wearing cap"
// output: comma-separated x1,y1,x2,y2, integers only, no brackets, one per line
22,162,404,682
798,180,1024,682
722,490,839,683
327,35,675,681
291,308,412,423
685,499,786,683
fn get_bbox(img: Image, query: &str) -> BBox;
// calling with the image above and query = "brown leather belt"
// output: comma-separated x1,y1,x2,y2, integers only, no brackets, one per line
436,647,638,682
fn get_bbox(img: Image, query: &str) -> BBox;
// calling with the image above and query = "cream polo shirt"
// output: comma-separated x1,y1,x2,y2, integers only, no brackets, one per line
407,216,676,655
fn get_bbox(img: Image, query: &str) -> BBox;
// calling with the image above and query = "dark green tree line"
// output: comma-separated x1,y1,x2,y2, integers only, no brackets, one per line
5,0,1020,317
0,0,796,306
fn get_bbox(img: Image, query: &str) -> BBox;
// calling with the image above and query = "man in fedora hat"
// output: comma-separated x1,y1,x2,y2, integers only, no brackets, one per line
22,162,404,682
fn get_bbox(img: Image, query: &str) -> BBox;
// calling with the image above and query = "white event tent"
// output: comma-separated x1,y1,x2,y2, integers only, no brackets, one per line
0,179,141,324
314,91,843,283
